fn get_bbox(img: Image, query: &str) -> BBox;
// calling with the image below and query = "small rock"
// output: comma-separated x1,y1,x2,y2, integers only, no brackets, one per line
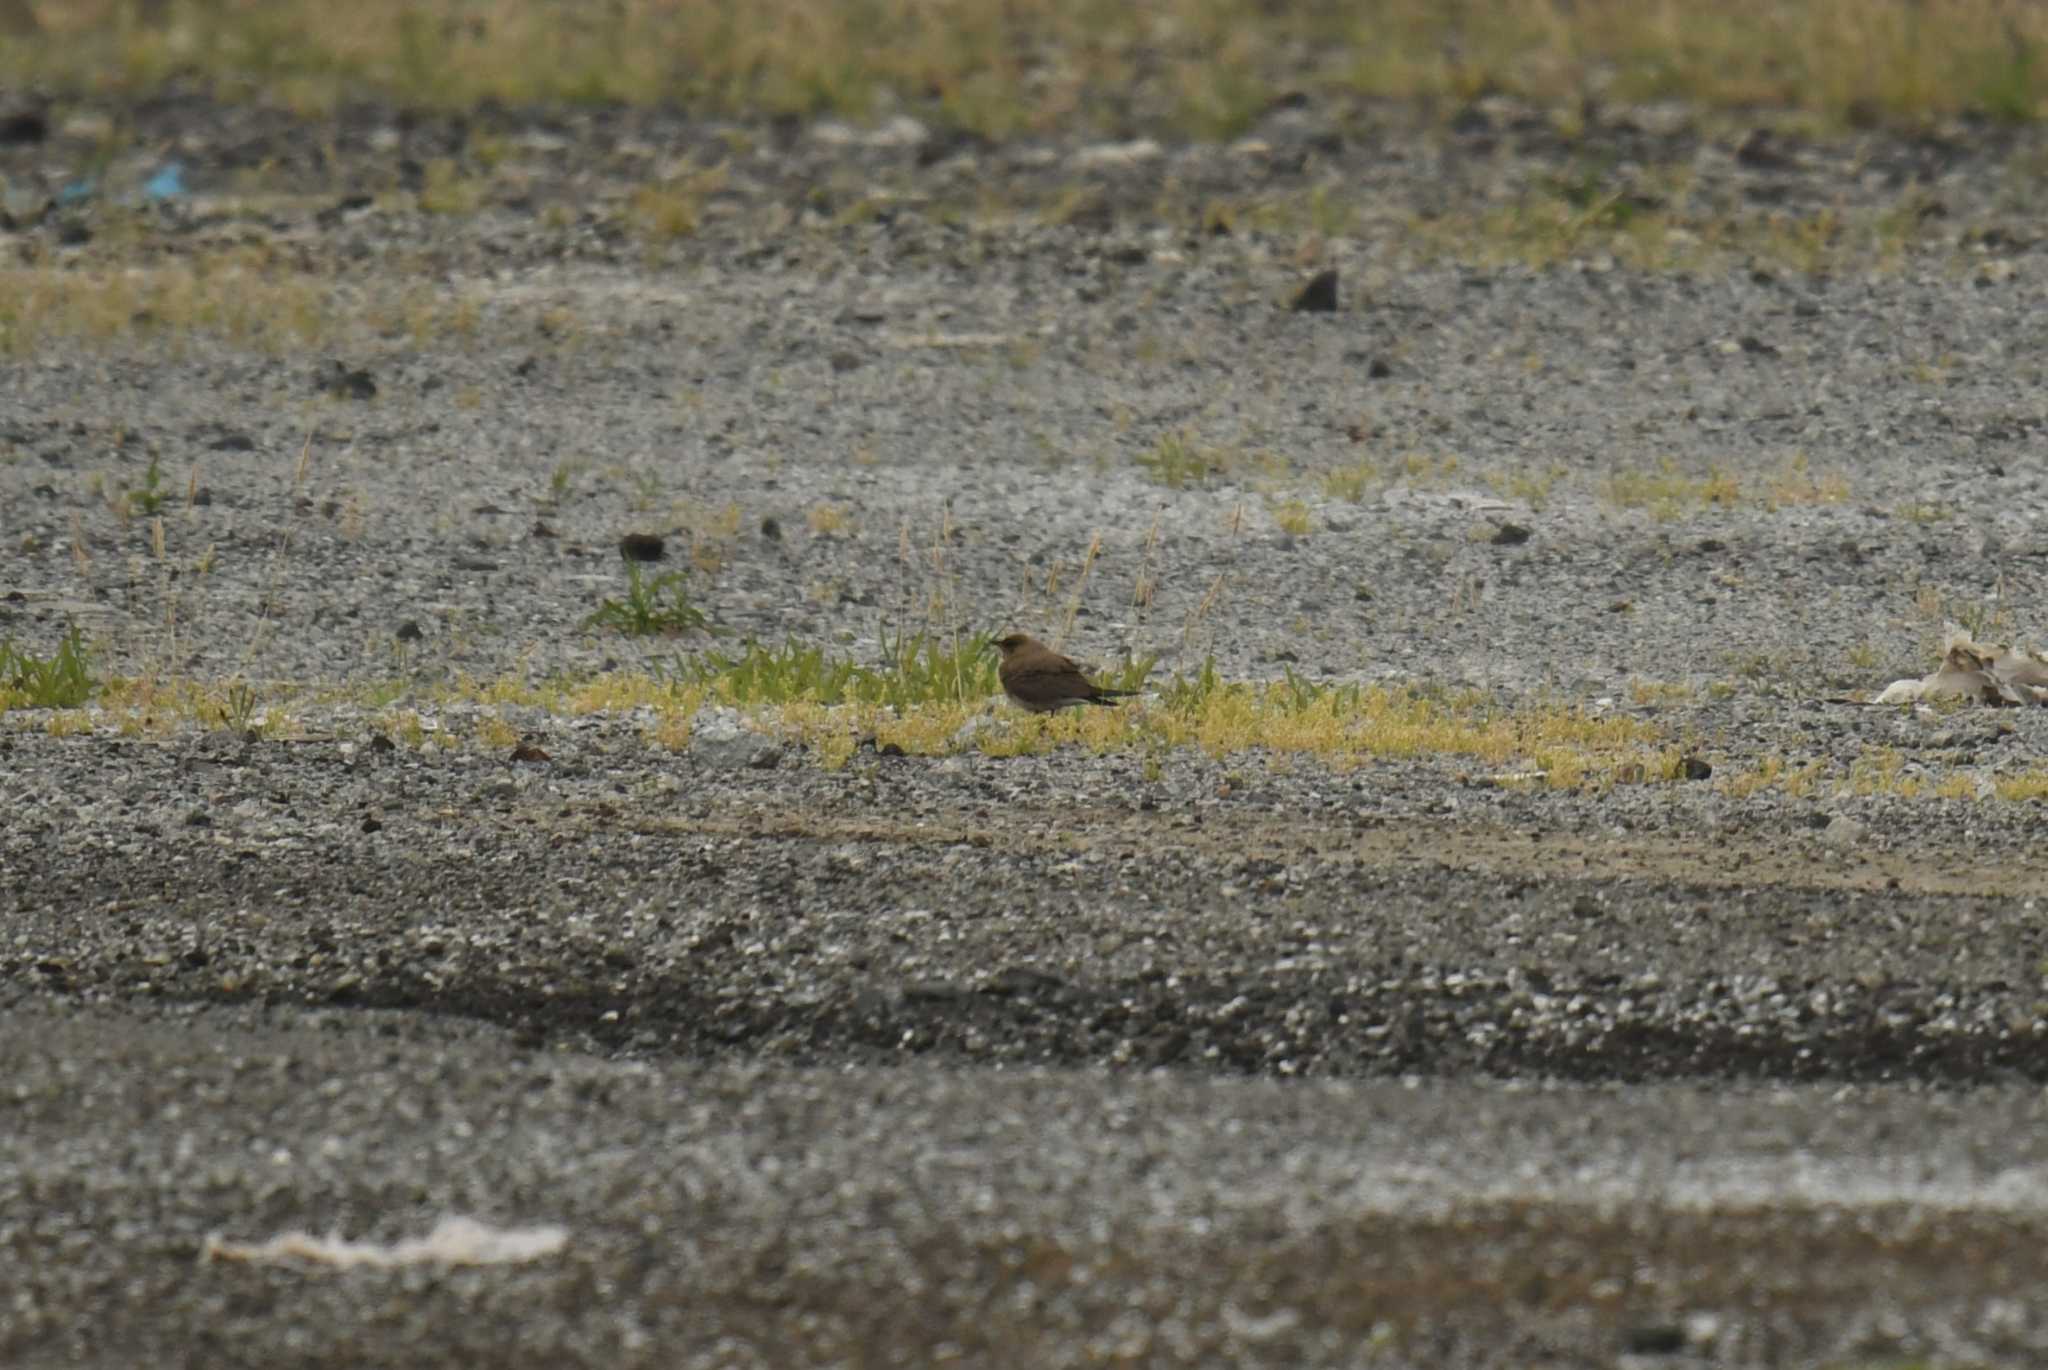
1623,1324,1687,1356
689,706,783,771
1822,816,1866,848
1735,128,1793,170
1681,755,1713,781
1491,522,1532,546
314,193,374,228
0,109,47,145
951,713,1002,749
1291,268,1339,313
618,532,666,562
315,361,376,400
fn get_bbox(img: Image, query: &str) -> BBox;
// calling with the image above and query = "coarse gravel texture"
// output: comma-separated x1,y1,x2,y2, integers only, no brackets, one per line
5,91,2048,1368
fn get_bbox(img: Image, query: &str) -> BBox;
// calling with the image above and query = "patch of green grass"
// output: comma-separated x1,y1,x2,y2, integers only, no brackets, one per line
77,674,292,738
1410,168,1962,275
1896,500,1954,525
0,251,332,358
586,564,718,638
1606,459,1742,519
203,678,263,732
671,630,1009,709
0,636,1730,792
1272,498,1314,536
417,157,489,214
1993,771,2048,802
0,626,98,709
628,162,727,246
547,460,585,503
1323,460,1380,502
0,248,497,357
125,454,168,517
1488,462,1566,511
1135,431,1234,488
1762,452,1851,509
1147,659,1664,785
8,1,2046,136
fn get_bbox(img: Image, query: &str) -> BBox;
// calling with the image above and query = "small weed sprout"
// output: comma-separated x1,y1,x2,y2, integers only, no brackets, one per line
202,678,262,732
1135,431,1231,488
0,626,97,709
1323,460,1378,502
586,564,717,637
127,454,168,517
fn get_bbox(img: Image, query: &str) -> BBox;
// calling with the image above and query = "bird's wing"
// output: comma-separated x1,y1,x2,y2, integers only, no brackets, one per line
1009,659,1099,700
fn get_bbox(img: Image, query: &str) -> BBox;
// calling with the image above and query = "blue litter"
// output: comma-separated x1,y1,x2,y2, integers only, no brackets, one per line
55,176,95,206
141,162,184,201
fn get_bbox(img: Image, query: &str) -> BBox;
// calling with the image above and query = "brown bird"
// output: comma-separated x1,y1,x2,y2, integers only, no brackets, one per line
992,633,1138,712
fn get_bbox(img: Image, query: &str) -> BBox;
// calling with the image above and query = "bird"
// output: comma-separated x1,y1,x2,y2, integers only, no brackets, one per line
991,633,1138,712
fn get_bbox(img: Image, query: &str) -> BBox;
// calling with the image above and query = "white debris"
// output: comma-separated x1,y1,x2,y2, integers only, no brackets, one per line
809,115,929,149
204,1215,567,1269
1875,622,2048,706
1072,138,1163,170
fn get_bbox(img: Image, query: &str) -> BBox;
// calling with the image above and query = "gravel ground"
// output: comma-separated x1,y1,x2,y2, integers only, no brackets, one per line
5,93,2048,1367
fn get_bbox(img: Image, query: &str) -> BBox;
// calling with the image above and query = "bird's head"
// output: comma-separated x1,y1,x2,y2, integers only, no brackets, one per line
992,633,1030,658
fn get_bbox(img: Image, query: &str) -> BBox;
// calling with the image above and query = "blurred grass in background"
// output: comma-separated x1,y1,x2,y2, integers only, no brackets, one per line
1,0,2041,137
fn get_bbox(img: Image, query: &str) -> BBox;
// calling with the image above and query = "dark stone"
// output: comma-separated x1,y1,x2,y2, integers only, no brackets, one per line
1623,1325,1687,1356
618,532,666,562
0,109,47,144
315,361,376,400
1291,268,1339,313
